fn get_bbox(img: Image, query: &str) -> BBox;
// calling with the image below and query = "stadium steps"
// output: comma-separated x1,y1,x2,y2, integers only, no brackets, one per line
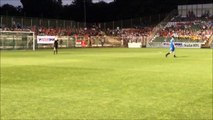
201,34,213,48
207,34,213,46
149,9,178,42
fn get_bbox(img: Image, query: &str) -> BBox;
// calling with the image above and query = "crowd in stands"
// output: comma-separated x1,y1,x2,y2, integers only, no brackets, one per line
155,11,213,42
1,10,212,44
0,20,103,36
157,20,212,42
119,27,153,43
31,26,104,36
1,21,153,40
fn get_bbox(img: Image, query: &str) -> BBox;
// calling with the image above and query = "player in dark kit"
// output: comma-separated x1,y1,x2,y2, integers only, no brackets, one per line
53,39,58,54
165,36,176,58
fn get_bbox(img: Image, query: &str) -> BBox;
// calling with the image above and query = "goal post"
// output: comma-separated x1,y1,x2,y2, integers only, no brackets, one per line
0,31,35,51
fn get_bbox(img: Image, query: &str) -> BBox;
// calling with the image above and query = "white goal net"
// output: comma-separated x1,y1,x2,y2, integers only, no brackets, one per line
0,31,35,50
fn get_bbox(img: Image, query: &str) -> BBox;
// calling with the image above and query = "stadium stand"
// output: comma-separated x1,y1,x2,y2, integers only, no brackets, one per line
151,3,213,48
0,4,212,49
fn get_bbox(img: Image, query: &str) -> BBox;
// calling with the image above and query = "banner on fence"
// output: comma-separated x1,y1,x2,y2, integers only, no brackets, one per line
147,42,202,48
162,42,183,48
37,36,55,44
146,42,162,48
182,43,202,48
128,42,142,48
75,40,82,47
81,41,87,47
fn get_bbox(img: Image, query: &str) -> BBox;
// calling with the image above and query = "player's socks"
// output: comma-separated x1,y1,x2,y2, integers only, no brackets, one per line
165,53,170,57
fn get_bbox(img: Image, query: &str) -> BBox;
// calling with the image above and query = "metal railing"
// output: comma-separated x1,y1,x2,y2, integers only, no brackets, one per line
0,14,167,30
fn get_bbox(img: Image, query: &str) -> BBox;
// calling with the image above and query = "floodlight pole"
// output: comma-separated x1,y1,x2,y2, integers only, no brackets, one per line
84,0,87,27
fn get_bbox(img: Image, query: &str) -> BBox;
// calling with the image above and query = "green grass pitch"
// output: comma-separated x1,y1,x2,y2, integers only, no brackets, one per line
1,48,212,119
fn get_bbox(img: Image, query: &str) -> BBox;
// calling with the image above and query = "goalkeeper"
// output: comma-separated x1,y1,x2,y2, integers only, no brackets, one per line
53,39,59,54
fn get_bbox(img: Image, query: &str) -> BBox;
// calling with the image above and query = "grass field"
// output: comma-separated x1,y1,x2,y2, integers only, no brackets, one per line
1,48,212,119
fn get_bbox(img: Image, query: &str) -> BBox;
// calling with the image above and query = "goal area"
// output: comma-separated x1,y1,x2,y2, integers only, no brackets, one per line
0,31,35,50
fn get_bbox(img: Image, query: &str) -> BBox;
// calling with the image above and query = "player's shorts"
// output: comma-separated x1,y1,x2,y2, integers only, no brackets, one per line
170,47,175,52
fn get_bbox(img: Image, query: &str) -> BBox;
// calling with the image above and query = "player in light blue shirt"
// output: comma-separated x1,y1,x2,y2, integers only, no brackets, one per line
165,36,176,58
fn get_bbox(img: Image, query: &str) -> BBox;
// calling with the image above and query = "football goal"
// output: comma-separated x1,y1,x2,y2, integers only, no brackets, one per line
0,31,35,50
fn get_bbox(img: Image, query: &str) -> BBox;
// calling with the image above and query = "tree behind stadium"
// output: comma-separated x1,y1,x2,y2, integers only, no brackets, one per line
20,0,62,18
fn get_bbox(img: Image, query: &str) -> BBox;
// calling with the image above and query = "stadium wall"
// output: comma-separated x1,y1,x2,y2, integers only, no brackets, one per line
178,3,213,17
147,42,203,48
